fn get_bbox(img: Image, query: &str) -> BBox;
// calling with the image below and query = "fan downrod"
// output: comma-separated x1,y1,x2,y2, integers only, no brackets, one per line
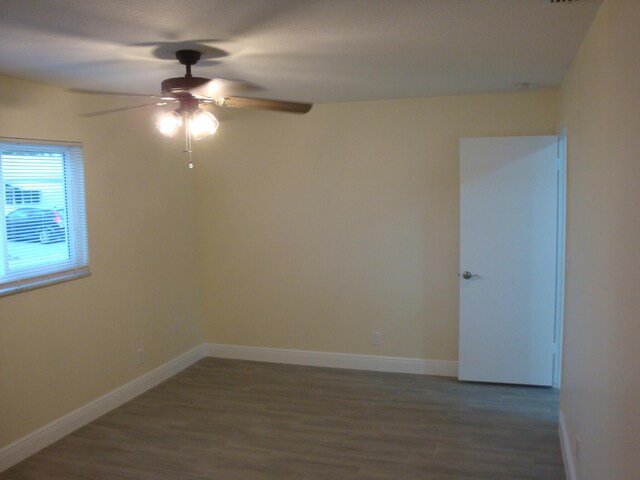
161,50,210,96
175,50,202,77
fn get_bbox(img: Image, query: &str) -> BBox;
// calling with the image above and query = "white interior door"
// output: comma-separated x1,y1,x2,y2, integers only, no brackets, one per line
459,136,558,386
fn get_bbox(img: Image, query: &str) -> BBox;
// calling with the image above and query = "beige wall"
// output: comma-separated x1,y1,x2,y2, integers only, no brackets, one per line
197,91,559,360
560,1,640,478
0,76,203,448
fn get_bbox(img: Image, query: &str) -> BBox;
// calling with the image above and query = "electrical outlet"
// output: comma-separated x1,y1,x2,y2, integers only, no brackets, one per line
575,436,580,463
372,331,381,346
136,348,145,365
173,319,182,335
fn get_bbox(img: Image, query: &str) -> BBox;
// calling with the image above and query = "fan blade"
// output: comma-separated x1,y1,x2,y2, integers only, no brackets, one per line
80,103,162,118
191,78,259,99
68,88,171,100
217,96,312,114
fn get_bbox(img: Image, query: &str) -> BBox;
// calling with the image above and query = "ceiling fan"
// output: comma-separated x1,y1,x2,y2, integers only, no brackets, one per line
159,49,313,166
80,49,313,167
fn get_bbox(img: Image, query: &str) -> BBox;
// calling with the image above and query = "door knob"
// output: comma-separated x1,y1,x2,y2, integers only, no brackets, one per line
462,271,479,280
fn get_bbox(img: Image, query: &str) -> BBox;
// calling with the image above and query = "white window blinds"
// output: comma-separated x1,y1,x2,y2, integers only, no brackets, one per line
0,139,90,296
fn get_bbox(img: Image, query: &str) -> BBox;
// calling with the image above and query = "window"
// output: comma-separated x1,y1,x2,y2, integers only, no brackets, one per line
0,139,89,296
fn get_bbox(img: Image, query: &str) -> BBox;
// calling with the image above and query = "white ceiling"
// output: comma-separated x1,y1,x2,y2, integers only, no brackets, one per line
0,0,601,104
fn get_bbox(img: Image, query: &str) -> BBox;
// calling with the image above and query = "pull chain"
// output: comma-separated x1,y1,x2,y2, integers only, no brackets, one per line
184,113,194,169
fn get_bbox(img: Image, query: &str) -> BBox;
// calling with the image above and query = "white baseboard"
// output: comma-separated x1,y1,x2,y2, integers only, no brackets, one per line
204,343,458,377
0,344,205,473
559,410,577,480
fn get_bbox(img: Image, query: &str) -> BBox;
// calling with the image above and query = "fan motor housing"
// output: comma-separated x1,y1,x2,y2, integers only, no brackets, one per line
161,76,211,98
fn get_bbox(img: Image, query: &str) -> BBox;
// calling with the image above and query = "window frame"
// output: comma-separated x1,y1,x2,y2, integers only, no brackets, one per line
0,137,90,296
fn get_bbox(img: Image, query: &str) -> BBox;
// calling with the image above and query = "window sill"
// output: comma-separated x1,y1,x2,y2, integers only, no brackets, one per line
0,267,91,297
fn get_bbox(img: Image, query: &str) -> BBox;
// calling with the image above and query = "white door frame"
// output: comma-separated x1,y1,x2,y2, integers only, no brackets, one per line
553,125,568,388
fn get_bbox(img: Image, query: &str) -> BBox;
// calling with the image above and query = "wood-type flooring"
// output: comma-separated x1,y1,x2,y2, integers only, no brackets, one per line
1,358,565,479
